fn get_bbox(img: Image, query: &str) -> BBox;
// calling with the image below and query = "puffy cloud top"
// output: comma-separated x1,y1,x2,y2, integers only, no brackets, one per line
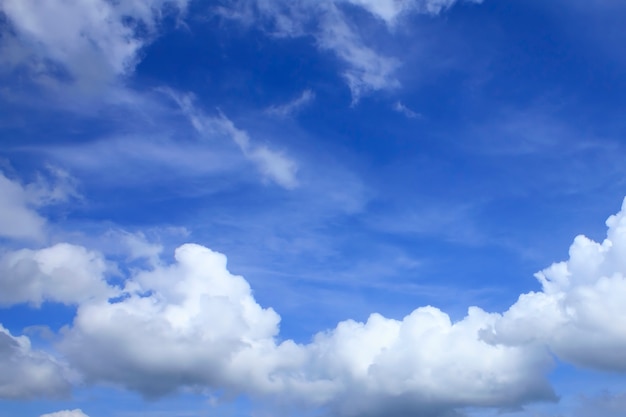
488,198,626,371
56,244,554,414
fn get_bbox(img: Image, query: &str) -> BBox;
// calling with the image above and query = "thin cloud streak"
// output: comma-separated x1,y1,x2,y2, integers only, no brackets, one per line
266,89,316,117
165,89,299,189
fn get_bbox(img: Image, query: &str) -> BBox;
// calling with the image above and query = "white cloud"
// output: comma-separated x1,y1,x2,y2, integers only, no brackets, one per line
486,197,626,371
118,231,164,266
8,197,626,414
214,114,299,189
341,0,481,27
0,0,187,89
40,410,89,417
0,243,115,307
57,243,553,414
316,5,400,103
266,89,315,117
0,169,77,241
166,90,299,189
58,243,288,398
0,172,46,241
0,324,71,399
393,101,422,118
297,306,554,416
219,0,482,101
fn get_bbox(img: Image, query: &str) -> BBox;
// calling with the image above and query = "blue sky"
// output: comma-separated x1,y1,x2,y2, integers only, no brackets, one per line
1,0,626,416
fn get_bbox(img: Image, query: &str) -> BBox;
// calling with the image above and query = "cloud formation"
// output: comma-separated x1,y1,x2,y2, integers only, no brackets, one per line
488,197,626,371
167,90,299,189
40,410,89,417
0,0,187,88
219,0,481,100
58,243,287,398
393,101,422,118
3,181,626,415
0,170,77,241
45,198,626,415
266,89,316,117
0,243,114,307
55,243,553,414
0,325,71,400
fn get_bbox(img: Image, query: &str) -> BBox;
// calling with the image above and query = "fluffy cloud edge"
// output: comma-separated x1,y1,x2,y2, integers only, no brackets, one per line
0,324,72,400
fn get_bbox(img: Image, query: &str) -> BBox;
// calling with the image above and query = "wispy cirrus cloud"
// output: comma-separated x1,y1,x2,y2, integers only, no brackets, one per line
393,101,422,119
266,89,315,117
166,90,299,189
218,0,482,101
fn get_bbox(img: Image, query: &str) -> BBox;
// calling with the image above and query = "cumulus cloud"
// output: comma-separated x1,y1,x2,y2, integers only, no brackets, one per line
0,243,115,307
4,182,626,416
486,197,626,372
40,410,89,417
166,90,299,189
58,243,289,398
0,324,71,399
0,169,77,241
0,0,187,89
57,243,553,415
8,197,626,416
52,197,626,415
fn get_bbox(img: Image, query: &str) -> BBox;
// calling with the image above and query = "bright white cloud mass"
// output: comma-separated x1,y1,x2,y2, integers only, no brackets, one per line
1,0,626,416
3,198,626,415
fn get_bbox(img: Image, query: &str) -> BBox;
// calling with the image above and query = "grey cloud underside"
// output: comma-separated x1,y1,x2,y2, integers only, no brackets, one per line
0,325,71,400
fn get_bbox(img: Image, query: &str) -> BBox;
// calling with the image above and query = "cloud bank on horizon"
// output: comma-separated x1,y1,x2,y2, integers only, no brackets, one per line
1,0,626,417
